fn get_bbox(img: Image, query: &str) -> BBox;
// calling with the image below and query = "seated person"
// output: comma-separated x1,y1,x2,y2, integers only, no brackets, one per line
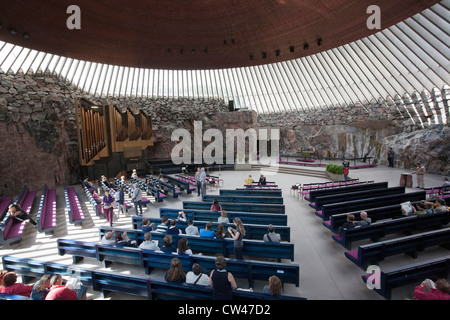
217,210,229,224
186,263,210,286
0,272,33,297
244,175,254,187
139,232,160,251
7,204,37,226
412,202,428,215
165,258,186,283
100,230,115,245
199,222,215,238
185,220,199,236
114,231,136,247
160,235,176,253
210,200,222,212
258,174,267,186
167,219,182,235
82,177,95,190
177,211,188,222
263,224,281,243
356,211,372,226
45,274,87,300
338,214,356,234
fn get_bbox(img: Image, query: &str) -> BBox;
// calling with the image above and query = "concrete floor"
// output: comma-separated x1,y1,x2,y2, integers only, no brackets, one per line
0,163,448,300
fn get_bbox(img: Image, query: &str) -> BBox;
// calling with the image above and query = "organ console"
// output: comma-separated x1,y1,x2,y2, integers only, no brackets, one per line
75,99,153,166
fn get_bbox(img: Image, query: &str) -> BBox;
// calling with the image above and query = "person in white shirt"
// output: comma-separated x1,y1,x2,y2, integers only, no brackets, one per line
186,263,210,286
139,232,160,251
100,230,115,245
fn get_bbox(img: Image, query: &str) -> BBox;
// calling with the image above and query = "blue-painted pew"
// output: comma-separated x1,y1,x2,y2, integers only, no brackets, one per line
220,189,283,197
345,228,450,269
92,269,306,300
183,201,286,214
163,174,196,194
160,207,288,226
133,216,291,242
97,226,295,261
2,255,94,286
311,186,405,210
322,204,403,232
361,255,450,299
57,238,97,264
317,191,426,221
332,211,450,249
202,194,284,204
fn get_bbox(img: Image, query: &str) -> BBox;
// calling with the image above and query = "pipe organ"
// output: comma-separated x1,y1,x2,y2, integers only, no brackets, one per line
75,99,153,166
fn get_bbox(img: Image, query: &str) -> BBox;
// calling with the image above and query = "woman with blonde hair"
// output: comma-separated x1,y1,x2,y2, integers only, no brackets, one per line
264,275,283,296
228,217,245,259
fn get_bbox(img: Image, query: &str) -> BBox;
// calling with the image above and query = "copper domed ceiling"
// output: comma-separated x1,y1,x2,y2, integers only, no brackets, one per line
0,0,441,70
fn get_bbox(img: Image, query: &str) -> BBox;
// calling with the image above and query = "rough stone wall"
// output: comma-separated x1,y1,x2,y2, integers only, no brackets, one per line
257,100,450,174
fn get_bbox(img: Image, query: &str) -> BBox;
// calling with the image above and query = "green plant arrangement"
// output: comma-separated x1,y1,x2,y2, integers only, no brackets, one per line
326,164,344,175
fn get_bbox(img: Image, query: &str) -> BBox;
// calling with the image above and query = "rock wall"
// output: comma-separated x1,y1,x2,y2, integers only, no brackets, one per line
1,69,448,196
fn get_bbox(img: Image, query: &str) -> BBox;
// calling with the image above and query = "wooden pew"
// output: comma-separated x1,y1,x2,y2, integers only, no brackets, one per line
202,194,284,205
332,211,450,249
183,201,286,214
361,255,450,299
132,216,291,242
220,189,283,197
317,191,426,221
0,187,37,245
64,185,85,226
310,186,404,210
306,181,386,203
344,228,450,269
57,238,98,264
159,208,288,226
36,185,57,235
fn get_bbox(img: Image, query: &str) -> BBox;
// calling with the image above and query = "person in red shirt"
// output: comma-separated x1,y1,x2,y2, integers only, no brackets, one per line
414,279,450,300
0,272,33,297
45,274,78,300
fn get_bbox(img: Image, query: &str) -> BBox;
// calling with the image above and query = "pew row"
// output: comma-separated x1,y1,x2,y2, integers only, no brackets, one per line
306,181,387,203
36,185,57,235
202,194,284,205
133,216,291,242
64,185,85,226
184,201,286,214
344,228,450,269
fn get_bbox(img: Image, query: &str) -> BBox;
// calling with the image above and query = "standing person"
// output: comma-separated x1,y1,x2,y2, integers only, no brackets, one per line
412,162,426,189
115,186,127,218
387,147,395,168
209,256,237,300
195,168,202,197
342,160,350,181
199,168,207,196
228,218,245,260
102,189,115,227
132,184,143,216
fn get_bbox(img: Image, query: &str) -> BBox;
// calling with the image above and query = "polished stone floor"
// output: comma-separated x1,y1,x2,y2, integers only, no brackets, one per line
1,162,448,300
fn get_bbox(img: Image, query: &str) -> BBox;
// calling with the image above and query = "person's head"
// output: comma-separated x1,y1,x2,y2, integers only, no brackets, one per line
233,217,245,235
221,210,227,218
347,214,355,222
192,263,203,276
104,230,114,240
144,232,152,242
215,255,227,270
436,279,450,294
360,211,368,220
170,219,177,227
166,258,185,282
436,198,446,206
49,274,63,286
177,237,190,253
164,235,172,246
34,274,51,292
188,219,194,226
115,232,124,242
105,189,110,195
8,204,19,214
267,275,282,295
161,215,169,224
0,270,8,286
205,221,213,230
268,224,275,233
416,202,425,210
142,218,149,226
2,272,18,287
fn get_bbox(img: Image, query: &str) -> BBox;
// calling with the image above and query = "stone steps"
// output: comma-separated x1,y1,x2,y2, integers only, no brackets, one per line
251,164,328,178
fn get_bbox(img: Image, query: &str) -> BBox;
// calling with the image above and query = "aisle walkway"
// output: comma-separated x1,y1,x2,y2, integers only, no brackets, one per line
0,164,447,300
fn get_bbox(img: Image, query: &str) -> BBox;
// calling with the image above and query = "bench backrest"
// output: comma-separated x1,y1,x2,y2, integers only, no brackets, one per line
220,189,283,197
202,194,284,204
321,191,426,220
160,208,288,226
308,182,388,202
183,201,286,214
